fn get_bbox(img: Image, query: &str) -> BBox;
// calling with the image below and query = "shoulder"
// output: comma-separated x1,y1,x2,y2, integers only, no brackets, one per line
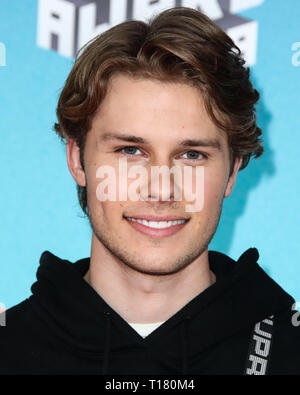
0,299,35,373
0,299,32,328
269,307,300,375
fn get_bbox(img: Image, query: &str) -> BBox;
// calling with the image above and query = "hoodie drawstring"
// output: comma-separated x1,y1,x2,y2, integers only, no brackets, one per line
180,316,191,374
102,311,111,375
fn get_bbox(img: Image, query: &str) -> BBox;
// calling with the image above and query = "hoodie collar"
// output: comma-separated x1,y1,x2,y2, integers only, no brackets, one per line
29,247,294,356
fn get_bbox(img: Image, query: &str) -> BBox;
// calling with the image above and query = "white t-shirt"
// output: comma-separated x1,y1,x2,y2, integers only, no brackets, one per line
128,322,165,338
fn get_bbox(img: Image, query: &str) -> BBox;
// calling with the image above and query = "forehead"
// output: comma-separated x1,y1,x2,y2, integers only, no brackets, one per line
101,73,205,114
91,73,228,147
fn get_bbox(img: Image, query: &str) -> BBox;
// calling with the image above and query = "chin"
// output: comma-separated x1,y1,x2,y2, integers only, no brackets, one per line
125,258,188,276
131,266,182,276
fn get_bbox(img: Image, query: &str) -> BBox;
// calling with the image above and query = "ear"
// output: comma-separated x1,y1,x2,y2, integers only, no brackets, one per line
224,156,243,198
66,139,86,187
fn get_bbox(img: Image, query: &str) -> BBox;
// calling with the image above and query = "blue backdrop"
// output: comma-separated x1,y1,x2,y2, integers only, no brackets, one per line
0,0,299,309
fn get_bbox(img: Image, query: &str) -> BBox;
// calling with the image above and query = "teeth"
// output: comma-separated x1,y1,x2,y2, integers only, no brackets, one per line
126,217,187,229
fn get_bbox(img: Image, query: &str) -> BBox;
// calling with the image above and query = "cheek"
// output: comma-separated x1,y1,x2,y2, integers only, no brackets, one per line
203,169,227,208
89,196,124,228
86,170,125,222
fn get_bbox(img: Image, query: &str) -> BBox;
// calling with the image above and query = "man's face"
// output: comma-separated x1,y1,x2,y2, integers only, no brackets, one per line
68,73,242,275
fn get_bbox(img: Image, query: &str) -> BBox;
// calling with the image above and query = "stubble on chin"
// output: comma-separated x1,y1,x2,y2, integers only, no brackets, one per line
88,217,209,277
86,191,224,276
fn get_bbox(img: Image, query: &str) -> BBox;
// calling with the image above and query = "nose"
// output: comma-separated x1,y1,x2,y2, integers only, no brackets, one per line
139,157,181,203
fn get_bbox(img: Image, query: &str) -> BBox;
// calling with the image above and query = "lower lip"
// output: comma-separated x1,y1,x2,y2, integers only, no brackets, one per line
124,218,189,238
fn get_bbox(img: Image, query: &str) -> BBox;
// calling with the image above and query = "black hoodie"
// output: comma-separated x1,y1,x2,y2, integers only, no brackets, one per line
0,247,299,375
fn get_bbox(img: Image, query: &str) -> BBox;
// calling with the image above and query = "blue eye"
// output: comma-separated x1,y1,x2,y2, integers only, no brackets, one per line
182,150,206,160
118,146,142,155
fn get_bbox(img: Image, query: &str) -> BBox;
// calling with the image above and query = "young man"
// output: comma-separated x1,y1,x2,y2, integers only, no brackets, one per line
1,7,299,375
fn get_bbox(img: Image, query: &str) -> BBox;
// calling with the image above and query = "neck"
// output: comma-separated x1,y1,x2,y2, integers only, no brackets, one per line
84,235,216,324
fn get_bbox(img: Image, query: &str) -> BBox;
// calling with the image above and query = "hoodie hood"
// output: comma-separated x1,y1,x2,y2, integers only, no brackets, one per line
28,247,294,374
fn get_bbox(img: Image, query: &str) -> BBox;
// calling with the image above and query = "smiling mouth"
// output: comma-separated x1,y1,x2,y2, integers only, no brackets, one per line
124,217,188,229
123,215,190,238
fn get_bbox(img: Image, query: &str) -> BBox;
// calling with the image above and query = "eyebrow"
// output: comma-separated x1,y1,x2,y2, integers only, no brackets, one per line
179,138,222,151
100,132,223,151
101,132,148,145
